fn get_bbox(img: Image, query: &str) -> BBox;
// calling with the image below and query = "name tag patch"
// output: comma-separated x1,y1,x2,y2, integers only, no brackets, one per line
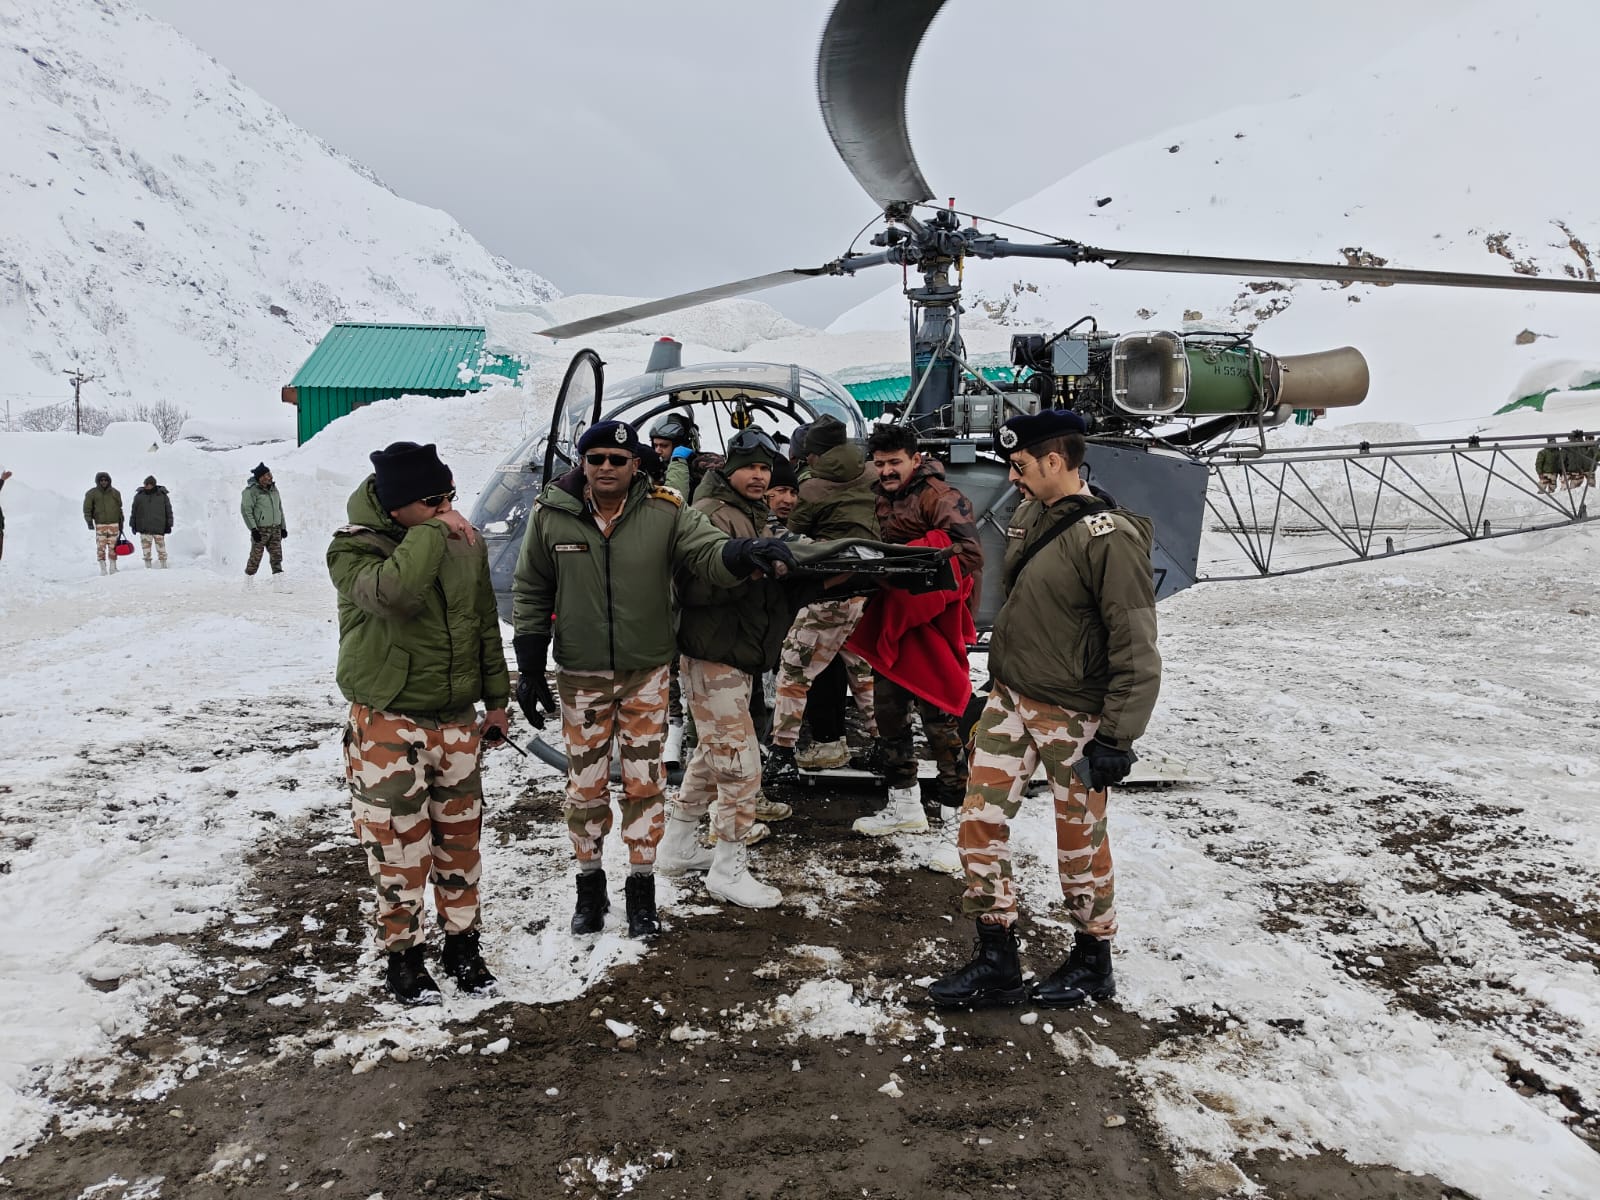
1006,526,1026,539
554,542,590,553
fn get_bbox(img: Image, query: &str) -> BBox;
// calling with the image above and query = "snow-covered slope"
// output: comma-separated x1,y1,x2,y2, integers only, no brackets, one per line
834,0,1600,428
0,0,556,431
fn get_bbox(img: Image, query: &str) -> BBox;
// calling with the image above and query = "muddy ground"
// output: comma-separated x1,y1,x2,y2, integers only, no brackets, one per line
0,770,1472,1200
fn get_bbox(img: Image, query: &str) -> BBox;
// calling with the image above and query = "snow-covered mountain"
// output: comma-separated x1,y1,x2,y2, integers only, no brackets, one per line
0,0,556,430
834,0,1600,427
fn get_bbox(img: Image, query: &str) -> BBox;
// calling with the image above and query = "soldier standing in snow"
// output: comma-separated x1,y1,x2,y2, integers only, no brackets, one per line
240,463,286,578
929,409,1161,1011
851,423,984,857
658,428,793,908
511,419,795,939
82,471,124,575
130,475,172,568
328,441,508,1006
0,468,10,564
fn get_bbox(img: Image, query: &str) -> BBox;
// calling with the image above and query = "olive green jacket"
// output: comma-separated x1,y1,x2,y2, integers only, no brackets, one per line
788,443,879,542
83,485,123,526
513,469,739,672
988,491,1161,746
327,477,509,717
677,471,791,675
241,480,285,531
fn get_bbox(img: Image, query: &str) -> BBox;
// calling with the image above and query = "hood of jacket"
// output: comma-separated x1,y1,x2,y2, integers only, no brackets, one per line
346,475,406,537
807,441,866,483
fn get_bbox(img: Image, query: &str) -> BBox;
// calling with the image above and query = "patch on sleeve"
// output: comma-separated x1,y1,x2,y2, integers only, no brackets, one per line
553,542,589,553
1086,512,1117,537
1005,526,1026,539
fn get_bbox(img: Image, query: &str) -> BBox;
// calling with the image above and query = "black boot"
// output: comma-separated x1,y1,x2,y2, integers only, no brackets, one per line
572,869,609,935
1030,932,1115,1008
763,746,799,786
440,929,497,995
927,920,1026,1009
385,945,442,1006
625,872,660,939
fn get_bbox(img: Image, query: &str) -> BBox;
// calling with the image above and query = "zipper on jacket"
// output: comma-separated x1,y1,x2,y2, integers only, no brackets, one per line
603,537,616,670
435,579,456,710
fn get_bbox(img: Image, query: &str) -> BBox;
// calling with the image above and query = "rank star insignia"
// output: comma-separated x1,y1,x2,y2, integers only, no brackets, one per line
998,426,1019,450
1086,512,1117,537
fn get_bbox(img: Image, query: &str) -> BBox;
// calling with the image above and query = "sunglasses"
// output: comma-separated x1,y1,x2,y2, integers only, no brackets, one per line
585,452,634,467
421,488,457,507
728,428,778,457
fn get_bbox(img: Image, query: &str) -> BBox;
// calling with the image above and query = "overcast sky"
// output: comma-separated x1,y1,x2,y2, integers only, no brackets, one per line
139,0,1460,327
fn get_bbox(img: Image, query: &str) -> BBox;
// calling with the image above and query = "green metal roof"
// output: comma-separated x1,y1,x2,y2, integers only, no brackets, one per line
844,365,1024,411
1496,378,1600,416
289,324,518,392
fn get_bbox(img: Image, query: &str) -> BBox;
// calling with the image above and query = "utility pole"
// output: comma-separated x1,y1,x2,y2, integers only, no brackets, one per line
63,367,99,435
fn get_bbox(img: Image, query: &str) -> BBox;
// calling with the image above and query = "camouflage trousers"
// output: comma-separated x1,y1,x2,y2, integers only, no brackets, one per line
343,702,485,951
94,524,119,563
677,656,759,844
876,673,968,802
958,682,1116,938
139,533,168,565
557,664,669,867
245,528,283,575
770,595,876,748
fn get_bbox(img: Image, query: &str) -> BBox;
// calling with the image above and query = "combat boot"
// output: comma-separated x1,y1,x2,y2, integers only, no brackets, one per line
797,738,850,771
571,869,609,935
852,785,929,837
928,920,1027,1009
753,791,792,822
925,805,962,876
624,873,660,938
706,839,781,909
763,745,799,786
1030,932,1115,1008
657,812,712,875
385,945,442,1006
440,929,497,995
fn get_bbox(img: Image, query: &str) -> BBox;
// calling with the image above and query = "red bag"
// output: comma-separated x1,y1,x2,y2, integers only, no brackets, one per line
114,534,135,557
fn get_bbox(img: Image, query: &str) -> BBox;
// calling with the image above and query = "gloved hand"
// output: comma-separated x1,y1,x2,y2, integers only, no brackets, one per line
512,635,557,729
279,524,288,540
721,536,796,579
251,528,264,544
671,445,693,460
1076,734,1137,790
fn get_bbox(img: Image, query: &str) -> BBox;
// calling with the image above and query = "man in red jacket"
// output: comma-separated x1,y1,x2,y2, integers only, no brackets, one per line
850,424,982,866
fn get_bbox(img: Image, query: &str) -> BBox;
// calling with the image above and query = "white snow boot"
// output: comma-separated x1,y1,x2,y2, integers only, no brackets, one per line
143,558,153,568
926,805,962,875
705,839,781,909
107,558,118,574
853,785,929,837
98,561,108,576
663,720,685,769
656,812,712,875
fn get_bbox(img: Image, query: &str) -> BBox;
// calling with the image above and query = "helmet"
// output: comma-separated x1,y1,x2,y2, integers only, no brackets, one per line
649,412,697,447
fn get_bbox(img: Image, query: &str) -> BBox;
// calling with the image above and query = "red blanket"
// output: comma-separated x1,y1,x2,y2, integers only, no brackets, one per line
845,530,975,716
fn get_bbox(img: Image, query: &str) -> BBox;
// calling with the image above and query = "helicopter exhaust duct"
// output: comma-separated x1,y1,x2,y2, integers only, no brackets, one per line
1273,346,1370,411
1109,334,1370,419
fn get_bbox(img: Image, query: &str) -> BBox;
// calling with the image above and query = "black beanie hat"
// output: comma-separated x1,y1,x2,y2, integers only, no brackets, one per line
806,415,848,456
768,455,799,491
370,441,453,511
251,462,270,480
143,475,157,487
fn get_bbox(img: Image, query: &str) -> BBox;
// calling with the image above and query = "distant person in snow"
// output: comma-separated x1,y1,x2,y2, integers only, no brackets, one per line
0,468,11,564
327,441,510,1006
928,409,1161,1013
240,463,286,578
130,475,172,569
511,418,795,940
83,470,124,576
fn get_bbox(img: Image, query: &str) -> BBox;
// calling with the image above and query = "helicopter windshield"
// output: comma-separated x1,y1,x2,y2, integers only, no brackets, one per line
598,362,865,447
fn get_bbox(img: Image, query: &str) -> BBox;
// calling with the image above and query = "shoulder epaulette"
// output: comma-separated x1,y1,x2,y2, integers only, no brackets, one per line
650,485,685,508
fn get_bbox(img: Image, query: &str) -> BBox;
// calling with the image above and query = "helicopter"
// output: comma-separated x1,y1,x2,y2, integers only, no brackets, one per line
472,0,1600,628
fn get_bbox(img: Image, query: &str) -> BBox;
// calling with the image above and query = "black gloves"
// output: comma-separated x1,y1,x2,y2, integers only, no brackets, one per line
721,536,796,579
1076,734,1137,790
279,524,288,540
512,635,557,729
251,528,264,544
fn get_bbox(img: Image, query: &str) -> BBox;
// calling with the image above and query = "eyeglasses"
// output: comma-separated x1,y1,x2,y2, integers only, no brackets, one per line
728,428,778,457
585,452,634,467
421,488,457,507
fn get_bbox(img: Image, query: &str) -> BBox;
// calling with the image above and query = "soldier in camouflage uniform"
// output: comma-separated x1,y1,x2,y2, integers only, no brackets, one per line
82,471,124,575
766,415,881,781
327,442,509,1005
659,428,795,908
512,419,794,939
929,409,1161,1011
241,463,287,578
130,475,173,568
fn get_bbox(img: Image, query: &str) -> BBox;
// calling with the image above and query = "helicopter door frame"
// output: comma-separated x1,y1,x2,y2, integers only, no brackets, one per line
543,349,607,482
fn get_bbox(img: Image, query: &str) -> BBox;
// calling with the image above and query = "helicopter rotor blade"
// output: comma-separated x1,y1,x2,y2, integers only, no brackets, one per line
1084,245,1600,295
533,253,899,341
817,0,945,214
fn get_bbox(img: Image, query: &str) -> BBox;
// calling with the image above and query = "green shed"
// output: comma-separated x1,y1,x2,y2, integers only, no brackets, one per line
282,323,523,445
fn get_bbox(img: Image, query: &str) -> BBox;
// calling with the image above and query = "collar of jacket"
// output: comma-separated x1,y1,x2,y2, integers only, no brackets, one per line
545,468,653,516
699,469,769,522
872,456,944,500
